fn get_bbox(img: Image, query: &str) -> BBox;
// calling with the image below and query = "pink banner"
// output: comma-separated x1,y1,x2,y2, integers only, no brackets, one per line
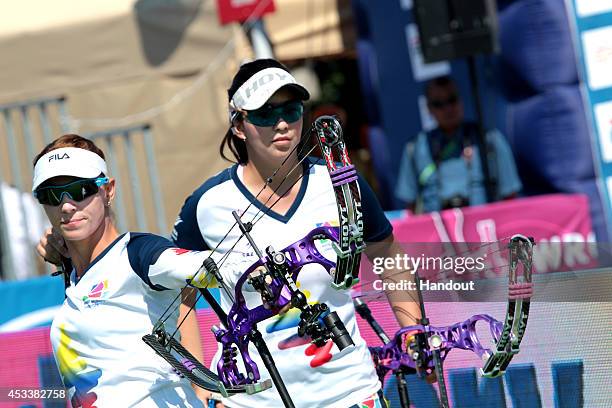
390,194,596,274
393,194,593,243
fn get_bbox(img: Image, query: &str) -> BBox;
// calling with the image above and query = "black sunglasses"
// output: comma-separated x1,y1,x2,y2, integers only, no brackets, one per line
245,100,304,127
429,95,459,109
34,177,109,206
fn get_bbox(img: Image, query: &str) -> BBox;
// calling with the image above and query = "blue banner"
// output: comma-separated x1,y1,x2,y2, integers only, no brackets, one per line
566,0,612,239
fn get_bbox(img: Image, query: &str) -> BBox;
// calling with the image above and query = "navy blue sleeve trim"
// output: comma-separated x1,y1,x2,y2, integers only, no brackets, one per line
128,233,175,291
171,168,233,250
171,193,209,251
306,156,326,166
357,174,393,242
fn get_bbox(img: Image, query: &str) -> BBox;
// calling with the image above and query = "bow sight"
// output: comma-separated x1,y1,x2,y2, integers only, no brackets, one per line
249,245,354,351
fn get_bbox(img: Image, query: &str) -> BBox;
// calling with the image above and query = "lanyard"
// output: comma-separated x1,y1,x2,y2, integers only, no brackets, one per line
419,124,475,187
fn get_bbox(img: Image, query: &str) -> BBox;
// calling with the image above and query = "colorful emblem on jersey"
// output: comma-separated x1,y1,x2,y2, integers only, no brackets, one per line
171,248,191,255
56,324,101,407
266,284,335,368
348,394,384,408
315,220,339,233
316,220,339,228
305,340,334,367
315,220,339,249
82,280,109,308
266,284,311,335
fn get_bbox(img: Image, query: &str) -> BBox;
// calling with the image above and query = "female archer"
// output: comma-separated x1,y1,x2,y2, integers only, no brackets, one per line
32,135,220,408
172,59,422,408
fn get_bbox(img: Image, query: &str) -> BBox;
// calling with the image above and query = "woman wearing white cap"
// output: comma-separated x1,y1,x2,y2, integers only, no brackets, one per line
32,134,220,408
171,59,422,408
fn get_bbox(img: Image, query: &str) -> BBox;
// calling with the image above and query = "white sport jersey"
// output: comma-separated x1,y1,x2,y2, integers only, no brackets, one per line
173,158,393,408
49,232,215,408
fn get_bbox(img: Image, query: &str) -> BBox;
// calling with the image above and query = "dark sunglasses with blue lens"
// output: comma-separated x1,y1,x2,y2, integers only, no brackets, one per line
245,100,304,127
34,177,109,206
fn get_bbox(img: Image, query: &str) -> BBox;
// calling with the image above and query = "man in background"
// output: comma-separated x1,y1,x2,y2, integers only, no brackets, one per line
395,76,522,213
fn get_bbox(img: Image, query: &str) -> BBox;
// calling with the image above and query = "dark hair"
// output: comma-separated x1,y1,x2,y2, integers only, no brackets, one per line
220,59,294,164
219,127,248,165
424,75,458,101
33,134,105,167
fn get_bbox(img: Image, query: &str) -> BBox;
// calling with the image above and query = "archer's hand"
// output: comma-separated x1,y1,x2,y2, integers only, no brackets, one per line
36,227,69,266
250,266,292,314
415,366,438,384
195,388,224,408
194,388,223,407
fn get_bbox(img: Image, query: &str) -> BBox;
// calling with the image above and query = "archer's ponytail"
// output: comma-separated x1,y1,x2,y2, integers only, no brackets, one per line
219,128,248,165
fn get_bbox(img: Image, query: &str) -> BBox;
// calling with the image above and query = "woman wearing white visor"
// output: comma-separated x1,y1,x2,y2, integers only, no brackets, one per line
171,59,421,408
32,134,219,408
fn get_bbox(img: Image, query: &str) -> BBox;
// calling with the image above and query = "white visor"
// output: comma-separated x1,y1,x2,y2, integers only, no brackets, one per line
230,67,309,111
32,147,108,191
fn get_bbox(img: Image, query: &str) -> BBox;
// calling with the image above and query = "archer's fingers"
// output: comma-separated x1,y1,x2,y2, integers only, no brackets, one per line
37,227,69,264
37,240,62,265
415,365,438,384
50,228,70,258
193,388,212,405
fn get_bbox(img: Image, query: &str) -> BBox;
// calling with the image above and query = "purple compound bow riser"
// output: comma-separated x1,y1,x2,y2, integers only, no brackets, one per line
212,225,341,386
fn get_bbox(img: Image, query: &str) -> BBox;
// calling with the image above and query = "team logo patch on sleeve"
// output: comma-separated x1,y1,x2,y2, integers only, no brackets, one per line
171,248,191,255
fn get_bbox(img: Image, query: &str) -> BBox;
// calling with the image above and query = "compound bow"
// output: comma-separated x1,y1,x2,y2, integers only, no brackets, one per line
356,235,535,407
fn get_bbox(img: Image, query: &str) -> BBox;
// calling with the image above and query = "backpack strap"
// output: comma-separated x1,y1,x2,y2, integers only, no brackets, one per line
463,122,498,201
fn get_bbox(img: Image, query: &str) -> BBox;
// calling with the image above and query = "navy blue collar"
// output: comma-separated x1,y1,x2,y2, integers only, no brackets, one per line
73,233,127,285
231,162,311,223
